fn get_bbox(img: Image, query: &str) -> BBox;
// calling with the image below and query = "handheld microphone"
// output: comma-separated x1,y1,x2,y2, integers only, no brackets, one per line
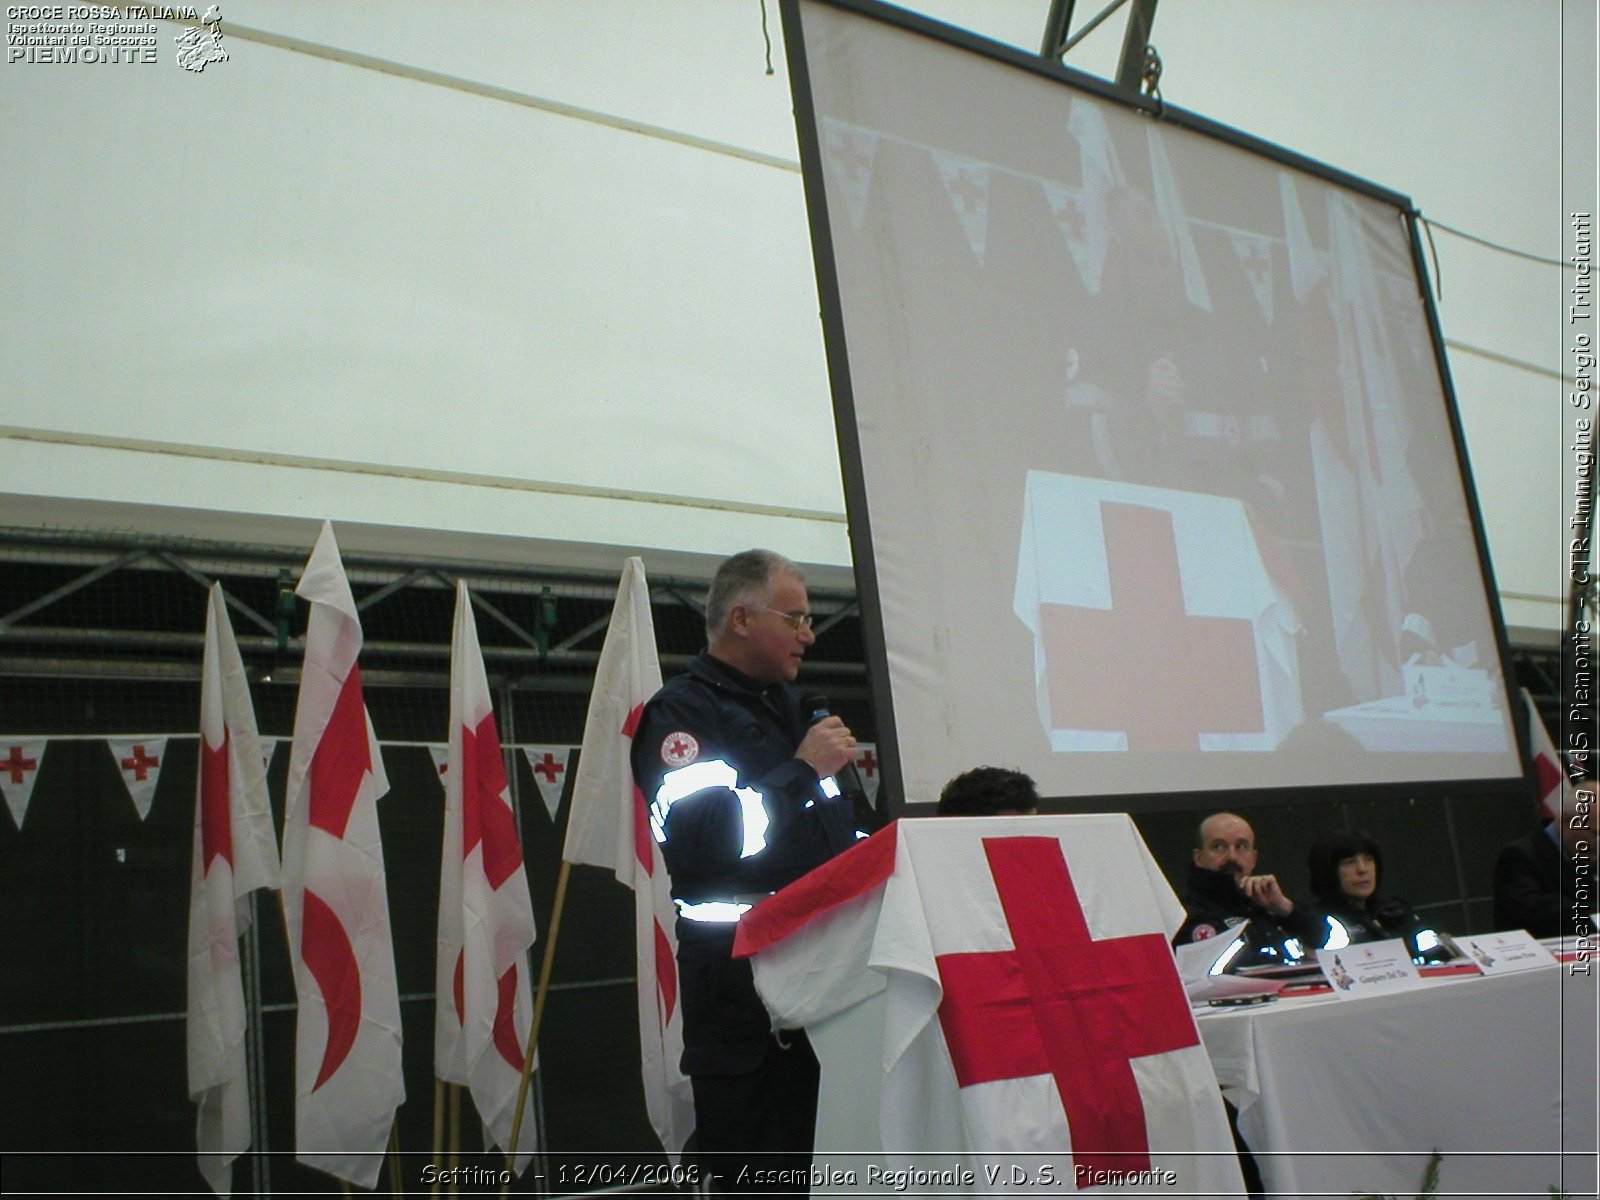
800,691,866,800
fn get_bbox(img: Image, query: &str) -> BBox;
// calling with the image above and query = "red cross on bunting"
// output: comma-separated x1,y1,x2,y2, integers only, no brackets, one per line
120,743,162,781
1040,501,1263,750
531,752,565,785
4,746,39,786
855,747,877,779
936,836,1198,1183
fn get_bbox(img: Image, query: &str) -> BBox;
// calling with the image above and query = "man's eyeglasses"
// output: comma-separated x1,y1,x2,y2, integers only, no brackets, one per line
751,607,814,633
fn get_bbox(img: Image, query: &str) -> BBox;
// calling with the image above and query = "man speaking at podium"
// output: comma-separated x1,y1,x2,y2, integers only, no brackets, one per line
632,550,863,1193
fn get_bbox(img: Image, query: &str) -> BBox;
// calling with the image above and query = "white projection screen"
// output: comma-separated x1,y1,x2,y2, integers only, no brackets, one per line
784,0,1527,811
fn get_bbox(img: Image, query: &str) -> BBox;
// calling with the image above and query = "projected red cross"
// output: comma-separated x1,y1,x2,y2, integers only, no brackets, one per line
1041,502,1262,751
531,752,565,785
936,837,1197,1183
855,748,877,779
120,744,162,781
4,746,39,785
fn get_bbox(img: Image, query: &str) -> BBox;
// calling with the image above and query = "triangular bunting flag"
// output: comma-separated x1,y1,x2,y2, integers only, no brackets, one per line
1043,181,1109,295
932,150,991,261
259,737,279,776
1,738,47,830
428,744,450,786
852,741,881,806
821,116,880,232
1227,229,1275,324
522,746,572,822
109,737,169,821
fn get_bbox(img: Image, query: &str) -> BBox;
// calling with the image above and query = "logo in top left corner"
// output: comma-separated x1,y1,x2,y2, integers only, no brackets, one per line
174,4,226,72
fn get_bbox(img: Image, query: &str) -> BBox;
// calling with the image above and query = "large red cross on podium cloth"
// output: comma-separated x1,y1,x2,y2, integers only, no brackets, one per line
738,815,1244,1196
936,837,1196,1181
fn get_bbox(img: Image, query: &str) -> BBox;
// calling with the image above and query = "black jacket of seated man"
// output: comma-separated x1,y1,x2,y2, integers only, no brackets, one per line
1176,862,1322,966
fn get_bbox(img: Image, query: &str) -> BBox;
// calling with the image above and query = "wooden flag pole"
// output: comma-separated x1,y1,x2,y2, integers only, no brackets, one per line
503,857,573,1192
447,1084,461,1199
430,1079,445,1198
387,1122,405,1196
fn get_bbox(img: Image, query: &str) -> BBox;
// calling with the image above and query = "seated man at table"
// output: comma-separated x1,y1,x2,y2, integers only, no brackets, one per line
937,765,1040,816
1493,779,1597,938
1175,811,1321,967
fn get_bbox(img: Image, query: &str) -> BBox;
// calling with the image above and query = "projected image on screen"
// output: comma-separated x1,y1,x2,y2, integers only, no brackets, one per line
790,0,1521,806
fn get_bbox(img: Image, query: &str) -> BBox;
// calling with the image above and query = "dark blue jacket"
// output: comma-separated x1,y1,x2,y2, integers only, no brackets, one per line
630,651,859,1071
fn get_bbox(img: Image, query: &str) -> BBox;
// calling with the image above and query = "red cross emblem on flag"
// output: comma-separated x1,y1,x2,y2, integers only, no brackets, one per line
855,747,877,778
5,745,39,785
531,752,565,785
121,744,162,781
936,836,1197,1183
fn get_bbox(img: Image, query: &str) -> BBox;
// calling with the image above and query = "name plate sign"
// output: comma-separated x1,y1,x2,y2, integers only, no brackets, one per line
1455,930,1558,975
1316,938,1423,999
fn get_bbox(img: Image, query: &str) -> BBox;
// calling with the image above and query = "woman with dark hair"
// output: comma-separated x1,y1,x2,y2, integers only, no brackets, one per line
1306,830,1450,961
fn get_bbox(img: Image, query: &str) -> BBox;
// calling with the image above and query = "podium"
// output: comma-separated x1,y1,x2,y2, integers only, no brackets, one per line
733,815,1245,1196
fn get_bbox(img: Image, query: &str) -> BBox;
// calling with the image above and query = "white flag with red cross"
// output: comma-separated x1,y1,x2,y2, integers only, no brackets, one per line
280,521,404,1189
562,557,693,1158
738,815,1244,1195
1523,688,1571,822
435,581,539,1170
109,737,169,820
522,746,572,821
1014,471,1303,752
1,738,46,829
187,583,282,1196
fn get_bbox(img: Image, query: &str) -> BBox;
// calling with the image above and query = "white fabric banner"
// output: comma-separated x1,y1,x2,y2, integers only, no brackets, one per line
428,744,450,786
562,557,693,1158
435,581,538,1170
187,583,282,1197
747,815,1243,1195
280,521,404,1190
108,736,169,821
1,737,46,829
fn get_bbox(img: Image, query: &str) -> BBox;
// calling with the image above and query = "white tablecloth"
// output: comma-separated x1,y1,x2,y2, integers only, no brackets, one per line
1197,962,1598,1199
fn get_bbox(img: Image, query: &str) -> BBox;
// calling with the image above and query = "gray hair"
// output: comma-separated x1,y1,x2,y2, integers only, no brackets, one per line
705,549,802,638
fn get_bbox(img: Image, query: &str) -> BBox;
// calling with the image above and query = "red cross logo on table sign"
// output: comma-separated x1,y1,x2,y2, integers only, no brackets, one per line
1040,501,1263,750
5,745,39,786
120,744,162,781
531,752,565,786
936,836,1198,1184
